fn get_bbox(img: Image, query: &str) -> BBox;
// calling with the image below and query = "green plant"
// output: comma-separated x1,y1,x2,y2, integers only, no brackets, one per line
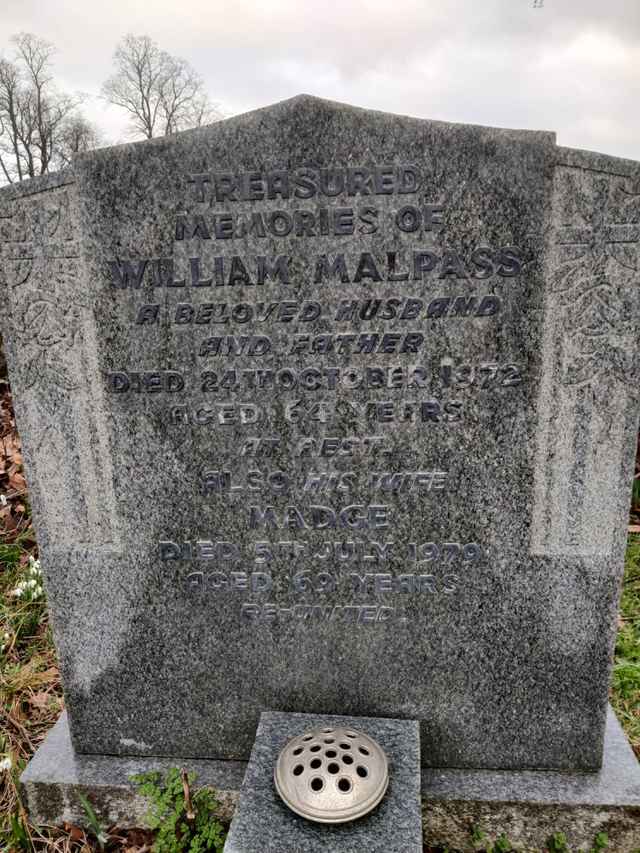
547,831,569,852
475,834,514,853
0,543,22,570
471,824,487,847
133,768,226,853
612,535,640,757
8,813,30,852
590,832,609,852
78,792,109,850
492,834,513,852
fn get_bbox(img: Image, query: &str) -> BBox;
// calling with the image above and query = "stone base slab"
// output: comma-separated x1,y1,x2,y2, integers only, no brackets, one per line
422,708,640,851
20,711,245,827
223,711,422,853
21,707,640,851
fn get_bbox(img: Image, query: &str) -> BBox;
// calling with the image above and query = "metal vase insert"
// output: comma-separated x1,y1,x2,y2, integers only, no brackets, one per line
274,726,389,824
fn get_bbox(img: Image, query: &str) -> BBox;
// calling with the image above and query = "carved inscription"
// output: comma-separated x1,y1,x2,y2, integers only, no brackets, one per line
103,163,531,623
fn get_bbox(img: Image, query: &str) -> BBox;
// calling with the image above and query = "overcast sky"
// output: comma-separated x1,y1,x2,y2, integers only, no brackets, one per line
2,0,639,160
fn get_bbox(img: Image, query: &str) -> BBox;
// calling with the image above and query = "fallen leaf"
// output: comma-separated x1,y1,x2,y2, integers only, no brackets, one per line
2,511,17,531
29,691,53,710
9,471,26,490
63,822,85,842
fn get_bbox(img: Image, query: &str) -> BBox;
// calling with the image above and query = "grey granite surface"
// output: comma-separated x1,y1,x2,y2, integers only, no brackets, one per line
2,95,639,771
20,711,244,826
422,707,640,851
21,707,640,850
224,711,422,853
422,706,640,806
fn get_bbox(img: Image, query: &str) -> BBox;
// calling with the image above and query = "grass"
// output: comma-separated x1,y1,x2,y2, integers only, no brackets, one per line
611,534,640,756
0,542,66,850
0,369,639,850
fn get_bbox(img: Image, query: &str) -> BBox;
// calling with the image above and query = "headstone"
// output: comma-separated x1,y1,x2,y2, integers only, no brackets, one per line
1,96,639,777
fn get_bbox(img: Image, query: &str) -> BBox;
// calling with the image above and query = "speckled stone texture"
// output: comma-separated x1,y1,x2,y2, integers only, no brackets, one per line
20,711,243,828
1,96,640,773
224,711,422,853
422,707,640,852
21,707,640,851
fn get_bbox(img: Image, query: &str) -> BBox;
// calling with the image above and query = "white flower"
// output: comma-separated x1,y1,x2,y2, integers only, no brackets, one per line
0,494,7,506
10,570,44,600
0,756,11,772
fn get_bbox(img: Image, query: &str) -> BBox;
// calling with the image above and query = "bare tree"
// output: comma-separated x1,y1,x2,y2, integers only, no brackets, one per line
0,33,99,184
0,57,27,182
55,114,101,168
102,35,221,139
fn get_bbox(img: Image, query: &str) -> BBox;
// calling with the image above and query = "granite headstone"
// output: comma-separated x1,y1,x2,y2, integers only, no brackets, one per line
1,96,639,773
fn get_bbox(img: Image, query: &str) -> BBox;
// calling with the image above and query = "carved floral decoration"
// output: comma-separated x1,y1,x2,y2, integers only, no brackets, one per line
1,191,84,405
554,173,640,388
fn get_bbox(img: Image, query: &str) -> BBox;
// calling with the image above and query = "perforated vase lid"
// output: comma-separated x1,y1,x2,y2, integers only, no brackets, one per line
274,725,389,824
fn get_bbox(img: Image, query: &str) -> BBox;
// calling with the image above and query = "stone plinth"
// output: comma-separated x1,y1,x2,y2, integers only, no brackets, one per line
223,711,422,853
21,707,640,851
421,706,640,852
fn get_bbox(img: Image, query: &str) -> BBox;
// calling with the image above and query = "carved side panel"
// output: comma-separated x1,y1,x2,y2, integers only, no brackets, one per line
0,181,120,550
531,166,640,556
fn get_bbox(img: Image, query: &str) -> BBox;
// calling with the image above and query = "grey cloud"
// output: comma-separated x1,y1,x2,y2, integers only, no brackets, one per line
1,0,639,159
